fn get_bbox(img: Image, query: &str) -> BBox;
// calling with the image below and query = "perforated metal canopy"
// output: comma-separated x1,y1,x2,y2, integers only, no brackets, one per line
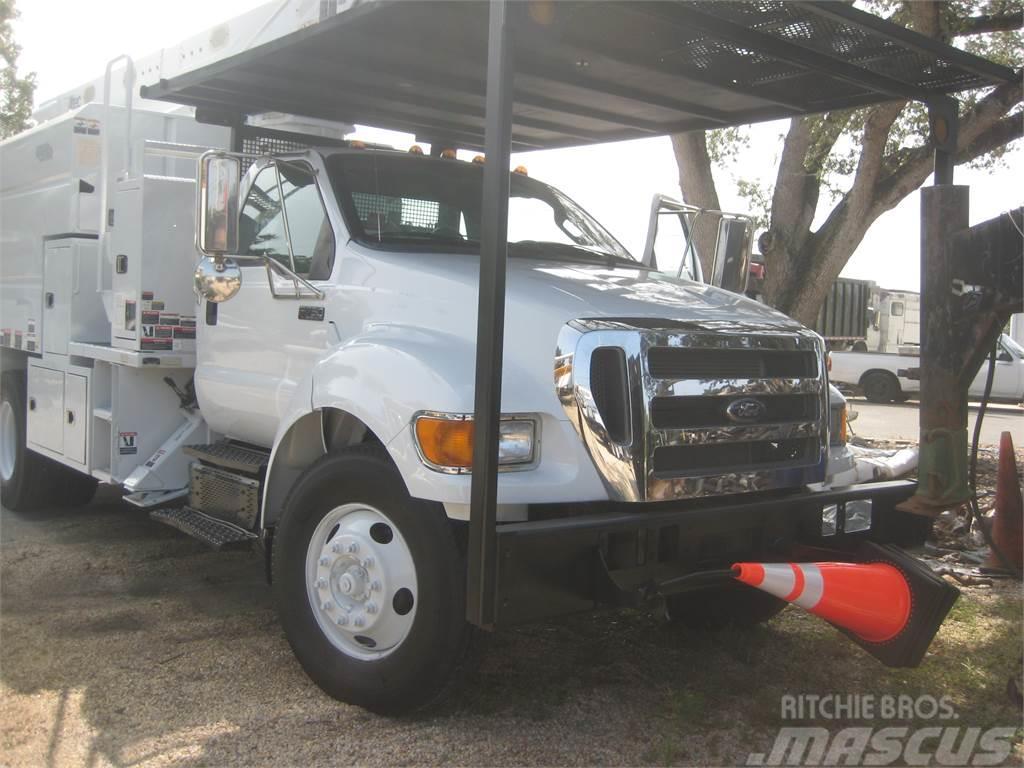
141,0,1016,151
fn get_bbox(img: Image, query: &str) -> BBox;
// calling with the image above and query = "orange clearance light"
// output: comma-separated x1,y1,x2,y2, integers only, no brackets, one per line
350,140,367,149
409,144,424,155
415,417,474,469
527,1,556,26
513,165,529,175
440,148,457,159
838,404,848,445
472,154,485,164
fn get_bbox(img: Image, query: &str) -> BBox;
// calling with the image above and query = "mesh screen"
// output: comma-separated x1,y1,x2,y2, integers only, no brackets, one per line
352,192,439,231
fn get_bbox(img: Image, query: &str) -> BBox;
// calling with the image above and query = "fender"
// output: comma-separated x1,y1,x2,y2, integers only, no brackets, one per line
261,326,473,527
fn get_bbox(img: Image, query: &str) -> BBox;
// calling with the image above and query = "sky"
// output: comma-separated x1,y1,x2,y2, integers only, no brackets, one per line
13,0,1022,293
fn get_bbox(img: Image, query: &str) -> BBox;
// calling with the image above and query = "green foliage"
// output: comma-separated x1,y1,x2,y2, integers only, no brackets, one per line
720,0,1022,212
0,0,35,139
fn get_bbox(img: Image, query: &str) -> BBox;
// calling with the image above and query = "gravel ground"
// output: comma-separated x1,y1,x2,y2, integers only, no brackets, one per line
2,480,1022,767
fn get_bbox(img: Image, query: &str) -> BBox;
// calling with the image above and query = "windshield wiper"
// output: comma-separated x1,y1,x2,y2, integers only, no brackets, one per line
510,240,637,268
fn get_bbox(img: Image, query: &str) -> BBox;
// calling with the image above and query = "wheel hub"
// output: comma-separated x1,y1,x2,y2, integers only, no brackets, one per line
305,504,417,659
316,533,385,632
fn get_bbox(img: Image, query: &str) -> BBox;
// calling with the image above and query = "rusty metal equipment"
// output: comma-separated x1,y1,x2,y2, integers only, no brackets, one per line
899,202,1023,516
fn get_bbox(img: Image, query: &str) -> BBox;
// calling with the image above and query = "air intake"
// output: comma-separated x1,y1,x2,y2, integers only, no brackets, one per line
590,347,631,444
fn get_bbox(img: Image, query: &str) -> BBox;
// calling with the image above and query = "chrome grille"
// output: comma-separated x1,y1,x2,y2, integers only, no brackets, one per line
556,319,828,502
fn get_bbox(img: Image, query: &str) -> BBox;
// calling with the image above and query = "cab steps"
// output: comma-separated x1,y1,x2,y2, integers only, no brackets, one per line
184,441,269,475
150,506,257,551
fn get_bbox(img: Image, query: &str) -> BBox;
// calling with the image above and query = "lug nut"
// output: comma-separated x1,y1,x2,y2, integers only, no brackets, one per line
321,602,333,612
336,615,348,626
370,580,382,592
316,578,327,589
319,557,330,566
332,542,343,554
353,616,365,628
347,542,359,554
362,557,375,569
366,602,378,615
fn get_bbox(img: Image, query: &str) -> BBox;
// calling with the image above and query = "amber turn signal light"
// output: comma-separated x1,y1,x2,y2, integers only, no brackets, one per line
415,417,474,469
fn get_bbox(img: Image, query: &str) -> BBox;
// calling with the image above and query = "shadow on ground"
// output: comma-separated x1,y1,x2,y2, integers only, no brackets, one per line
2,494,1021,766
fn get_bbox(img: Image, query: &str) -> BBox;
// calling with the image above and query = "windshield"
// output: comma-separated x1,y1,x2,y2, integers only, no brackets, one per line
326,152,634,264
1001,334,1024,358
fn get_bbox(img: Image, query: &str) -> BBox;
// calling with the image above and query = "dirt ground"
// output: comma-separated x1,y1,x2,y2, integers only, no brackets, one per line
2,481,1022,767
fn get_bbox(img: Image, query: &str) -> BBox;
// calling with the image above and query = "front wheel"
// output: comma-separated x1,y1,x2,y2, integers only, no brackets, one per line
272,445,471,714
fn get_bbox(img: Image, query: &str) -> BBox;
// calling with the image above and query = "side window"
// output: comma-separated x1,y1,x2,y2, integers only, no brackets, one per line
890,301,904,317
239,163,335,280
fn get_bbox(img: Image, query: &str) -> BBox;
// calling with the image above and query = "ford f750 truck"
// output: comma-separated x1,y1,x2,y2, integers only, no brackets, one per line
4,0,995,715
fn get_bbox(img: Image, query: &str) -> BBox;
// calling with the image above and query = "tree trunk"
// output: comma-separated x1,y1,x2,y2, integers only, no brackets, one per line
670,132,721,278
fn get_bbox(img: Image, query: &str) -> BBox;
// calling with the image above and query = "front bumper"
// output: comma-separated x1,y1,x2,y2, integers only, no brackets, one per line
492,480,921,626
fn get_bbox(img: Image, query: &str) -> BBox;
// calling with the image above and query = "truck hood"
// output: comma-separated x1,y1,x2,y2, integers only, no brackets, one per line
346,247,803,333
504,259,801,330
335,247,811,415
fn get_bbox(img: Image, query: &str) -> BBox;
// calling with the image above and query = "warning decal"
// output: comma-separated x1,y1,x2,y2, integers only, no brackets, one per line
118,432,138,455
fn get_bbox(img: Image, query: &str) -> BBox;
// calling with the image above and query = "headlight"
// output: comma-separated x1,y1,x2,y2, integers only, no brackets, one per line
413,412,538,473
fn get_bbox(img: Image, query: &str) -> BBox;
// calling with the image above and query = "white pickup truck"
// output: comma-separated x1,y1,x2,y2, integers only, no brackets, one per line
830,334,1024,403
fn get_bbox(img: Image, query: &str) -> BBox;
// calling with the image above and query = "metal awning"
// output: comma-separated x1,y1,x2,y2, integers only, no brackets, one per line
141,0,1015,151
143,0,1017,630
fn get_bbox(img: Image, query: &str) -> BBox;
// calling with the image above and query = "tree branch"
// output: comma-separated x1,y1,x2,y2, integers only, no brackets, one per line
955,11,1024,35
872,72,1022,216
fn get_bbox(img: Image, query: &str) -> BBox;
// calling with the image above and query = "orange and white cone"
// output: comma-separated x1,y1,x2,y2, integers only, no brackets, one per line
732,561,912,643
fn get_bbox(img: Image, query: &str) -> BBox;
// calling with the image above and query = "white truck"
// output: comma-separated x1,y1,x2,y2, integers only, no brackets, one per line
830,333,1024,403
3,1,980,715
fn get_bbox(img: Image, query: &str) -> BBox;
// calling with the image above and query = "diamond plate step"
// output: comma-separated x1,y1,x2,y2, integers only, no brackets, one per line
150,506,257,551
183,441,269,475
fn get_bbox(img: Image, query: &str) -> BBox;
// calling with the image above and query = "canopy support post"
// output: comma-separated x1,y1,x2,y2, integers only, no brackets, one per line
467,0,514,629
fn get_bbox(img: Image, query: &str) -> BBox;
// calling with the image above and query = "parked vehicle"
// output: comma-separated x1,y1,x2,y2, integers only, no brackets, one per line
830,334,1024,403
2,6,950,715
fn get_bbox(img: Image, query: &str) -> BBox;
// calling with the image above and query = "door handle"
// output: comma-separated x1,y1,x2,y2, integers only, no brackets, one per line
28,398,36,411
45,292,55,308
66,410,75,425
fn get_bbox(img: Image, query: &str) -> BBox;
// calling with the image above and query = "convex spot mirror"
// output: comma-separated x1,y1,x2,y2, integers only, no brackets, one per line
198,153,240,256
194,256,242,303
710,216,753,295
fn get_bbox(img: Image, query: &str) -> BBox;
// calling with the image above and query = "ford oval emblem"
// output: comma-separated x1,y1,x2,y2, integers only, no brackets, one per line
726,397,767,423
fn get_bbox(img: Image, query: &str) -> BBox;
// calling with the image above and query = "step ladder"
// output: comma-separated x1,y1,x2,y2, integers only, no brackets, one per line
150,440,270,550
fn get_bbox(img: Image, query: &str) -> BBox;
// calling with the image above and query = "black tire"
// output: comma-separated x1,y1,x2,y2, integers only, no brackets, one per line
50,462,98,507
665,583,786,631
1,371,56,511
862,371,900,403
273,444,472,715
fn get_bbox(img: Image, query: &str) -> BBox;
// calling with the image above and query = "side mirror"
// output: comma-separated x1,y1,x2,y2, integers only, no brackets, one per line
710,215,752,294
197,153,240,256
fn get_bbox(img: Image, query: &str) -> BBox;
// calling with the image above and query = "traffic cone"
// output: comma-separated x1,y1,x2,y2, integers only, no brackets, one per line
984,431,1023,572
732,560,911,643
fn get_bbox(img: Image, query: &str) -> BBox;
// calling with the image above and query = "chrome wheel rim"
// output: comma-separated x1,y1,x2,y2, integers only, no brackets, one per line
0,400,17,484
305,503,418,660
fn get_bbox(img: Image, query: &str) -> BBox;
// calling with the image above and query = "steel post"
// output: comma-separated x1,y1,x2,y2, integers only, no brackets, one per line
467,0,514,629
898,184,971,516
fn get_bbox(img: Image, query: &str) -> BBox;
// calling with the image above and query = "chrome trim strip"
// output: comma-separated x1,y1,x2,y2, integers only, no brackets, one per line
648,377,823,398
653,421,822,446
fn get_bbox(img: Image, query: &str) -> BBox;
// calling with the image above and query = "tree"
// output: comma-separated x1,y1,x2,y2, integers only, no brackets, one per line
1,0,35,139
671,0,1022,326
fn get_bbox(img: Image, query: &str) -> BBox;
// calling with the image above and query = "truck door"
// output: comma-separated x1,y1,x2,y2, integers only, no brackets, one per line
967,336,1024,400
195,158,336,446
